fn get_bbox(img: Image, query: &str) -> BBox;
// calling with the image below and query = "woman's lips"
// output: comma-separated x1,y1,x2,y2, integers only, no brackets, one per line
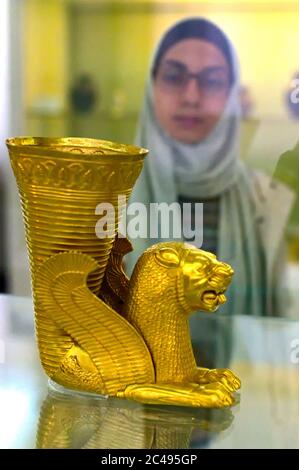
173,115,203,129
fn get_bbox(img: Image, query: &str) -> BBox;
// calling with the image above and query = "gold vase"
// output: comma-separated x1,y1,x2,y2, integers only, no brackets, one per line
6,136,241,408
6,136,147,378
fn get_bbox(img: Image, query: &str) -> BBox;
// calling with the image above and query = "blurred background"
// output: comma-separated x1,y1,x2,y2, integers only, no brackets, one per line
0,0,299,306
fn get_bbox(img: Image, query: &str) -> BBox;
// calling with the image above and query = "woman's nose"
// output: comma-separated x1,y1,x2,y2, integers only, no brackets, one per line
181,78,203,106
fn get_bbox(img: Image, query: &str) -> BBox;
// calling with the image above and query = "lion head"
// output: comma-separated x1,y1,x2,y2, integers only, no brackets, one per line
151,242,234,313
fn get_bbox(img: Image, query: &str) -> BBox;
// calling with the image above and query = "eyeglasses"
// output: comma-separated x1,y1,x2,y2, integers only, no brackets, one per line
156,61,230,96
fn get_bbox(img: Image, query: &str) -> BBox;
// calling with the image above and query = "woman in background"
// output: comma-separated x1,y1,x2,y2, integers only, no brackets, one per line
127,18,293,329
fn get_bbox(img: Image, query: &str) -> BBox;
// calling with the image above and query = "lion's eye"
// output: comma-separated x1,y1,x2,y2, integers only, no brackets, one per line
196,260,208,270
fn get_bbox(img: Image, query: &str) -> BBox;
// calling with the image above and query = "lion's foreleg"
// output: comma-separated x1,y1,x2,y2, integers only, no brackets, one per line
116,382,234,408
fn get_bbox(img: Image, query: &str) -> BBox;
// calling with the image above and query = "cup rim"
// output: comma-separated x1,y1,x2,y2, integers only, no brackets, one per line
6,136,148,160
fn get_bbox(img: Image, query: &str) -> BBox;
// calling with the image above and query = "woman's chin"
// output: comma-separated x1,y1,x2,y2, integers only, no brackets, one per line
169,127,210,145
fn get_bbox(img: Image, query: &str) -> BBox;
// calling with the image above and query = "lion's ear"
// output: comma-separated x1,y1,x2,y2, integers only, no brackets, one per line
155,247,180,268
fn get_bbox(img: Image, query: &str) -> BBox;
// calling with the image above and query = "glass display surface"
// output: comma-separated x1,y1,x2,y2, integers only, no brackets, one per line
0,294,298,449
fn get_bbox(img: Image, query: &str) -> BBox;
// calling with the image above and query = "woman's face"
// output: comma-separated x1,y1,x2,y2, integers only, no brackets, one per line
153,38,231,144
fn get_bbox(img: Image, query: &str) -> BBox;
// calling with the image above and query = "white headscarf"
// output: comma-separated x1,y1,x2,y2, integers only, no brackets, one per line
129,18,266,316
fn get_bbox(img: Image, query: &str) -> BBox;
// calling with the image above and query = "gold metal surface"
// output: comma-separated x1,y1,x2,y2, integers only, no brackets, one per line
36,386,234,449
7,136,241,408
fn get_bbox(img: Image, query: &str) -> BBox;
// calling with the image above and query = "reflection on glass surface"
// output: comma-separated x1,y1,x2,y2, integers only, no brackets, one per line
0,389,30,449
36,383,234,449
1,294,299,449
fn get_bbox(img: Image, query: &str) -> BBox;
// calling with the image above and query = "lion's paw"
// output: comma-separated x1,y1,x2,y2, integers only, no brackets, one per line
201,368,241,392
192,383,235,408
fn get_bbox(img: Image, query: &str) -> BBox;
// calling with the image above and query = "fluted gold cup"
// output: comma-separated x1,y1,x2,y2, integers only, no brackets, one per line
6,136,147,378
7,137,147,288
6,136,240,408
